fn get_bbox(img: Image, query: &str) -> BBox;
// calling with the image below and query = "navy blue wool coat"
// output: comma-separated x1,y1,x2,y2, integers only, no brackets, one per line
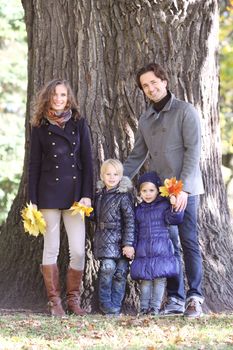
130,196,184,281
28,116,93,209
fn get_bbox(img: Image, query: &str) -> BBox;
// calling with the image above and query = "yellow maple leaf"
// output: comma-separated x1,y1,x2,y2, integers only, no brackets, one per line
69,202,93,220
21,202,46,236
159,177,183,197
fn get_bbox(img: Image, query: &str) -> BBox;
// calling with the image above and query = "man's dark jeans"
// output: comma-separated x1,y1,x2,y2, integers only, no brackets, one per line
98,257,129,314
167,195,203,303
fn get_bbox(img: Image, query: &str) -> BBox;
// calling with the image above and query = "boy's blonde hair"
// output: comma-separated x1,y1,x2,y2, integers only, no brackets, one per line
100,159,123,180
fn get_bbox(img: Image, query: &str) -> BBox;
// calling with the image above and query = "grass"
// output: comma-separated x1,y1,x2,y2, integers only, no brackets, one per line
0,312,233,349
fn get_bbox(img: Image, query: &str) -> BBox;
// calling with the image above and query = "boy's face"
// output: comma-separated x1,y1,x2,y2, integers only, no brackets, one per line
102,164,122,190
140,182,158,203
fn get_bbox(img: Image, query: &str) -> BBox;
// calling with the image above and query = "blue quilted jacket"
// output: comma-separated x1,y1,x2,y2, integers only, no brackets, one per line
130,196,184,280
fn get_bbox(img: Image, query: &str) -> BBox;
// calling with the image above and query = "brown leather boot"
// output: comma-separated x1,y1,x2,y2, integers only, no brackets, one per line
66,267,86,315
40,264,66,317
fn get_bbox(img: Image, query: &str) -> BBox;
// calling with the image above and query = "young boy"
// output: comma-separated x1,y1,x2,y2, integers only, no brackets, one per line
93,159,135,315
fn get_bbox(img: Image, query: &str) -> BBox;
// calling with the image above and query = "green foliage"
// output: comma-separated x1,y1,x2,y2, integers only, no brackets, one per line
0,0,27,115
0,113,24,223
220,4,233,155
0,0,26,224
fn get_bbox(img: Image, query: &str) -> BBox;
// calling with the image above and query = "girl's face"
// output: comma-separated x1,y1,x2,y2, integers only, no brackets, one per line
50,84,68,112
140,182,158,203
102,164,122,190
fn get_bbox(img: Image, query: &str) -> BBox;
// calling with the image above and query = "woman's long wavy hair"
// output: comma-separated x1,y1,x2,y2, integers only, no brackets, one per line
31,79,80,127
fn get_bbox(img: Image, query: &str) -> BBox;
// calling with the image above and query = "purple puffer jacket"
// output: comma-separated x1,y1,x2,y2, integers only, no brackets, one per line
130,196,184,281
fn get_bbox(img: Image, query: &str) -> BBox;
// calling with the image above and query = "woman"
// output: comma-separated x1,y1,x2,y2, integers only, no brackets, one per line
29,79,93,316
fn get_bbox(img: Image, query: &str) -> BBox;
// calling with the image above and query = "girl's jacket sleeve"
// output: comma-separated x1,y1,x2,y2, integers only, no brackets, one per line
164,207,184,225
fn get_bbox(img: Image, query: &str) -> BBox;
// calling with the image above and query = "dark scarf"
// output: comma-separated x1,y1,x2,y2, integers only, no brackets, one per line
153,90,171,112
46,109,72,128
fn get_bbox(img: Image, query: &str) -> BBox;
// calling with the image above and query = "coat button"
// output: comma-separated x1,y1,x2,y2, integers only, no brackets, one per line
72,131,75,135
48,132,52,135
73,176,76,180
70,153,74,156
73,142,76,145
52,142,56,146
56,178,59,181
55,165,59,169
72,164,75,168
54,154,57,158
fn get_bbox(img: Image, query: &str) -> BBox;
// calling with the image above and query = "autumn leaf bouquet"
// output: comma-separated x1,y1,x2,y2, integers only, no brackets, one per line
21,202,46,236
159,177,183,205
69,202,93,220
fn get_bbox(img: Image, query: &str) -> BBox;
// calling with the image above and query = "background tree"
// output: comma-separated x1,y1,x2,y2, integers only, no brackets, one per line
0,0,26,223
0,0,232,313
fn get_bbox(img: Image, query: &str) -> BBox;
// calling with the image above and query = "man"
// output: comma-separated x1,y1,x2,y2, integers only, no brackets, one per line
124,62,204,318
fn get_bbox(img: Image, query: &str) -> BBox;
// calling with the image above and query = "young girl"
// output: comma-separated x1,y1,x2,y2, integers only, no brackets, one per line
28,79,93,316
130,171,184,315
93,159,135,315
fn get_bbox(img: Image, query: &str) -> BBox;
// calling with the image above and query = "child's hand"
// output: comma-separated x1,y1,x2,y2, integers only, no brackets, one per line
170,195,176,205
122,246,135,259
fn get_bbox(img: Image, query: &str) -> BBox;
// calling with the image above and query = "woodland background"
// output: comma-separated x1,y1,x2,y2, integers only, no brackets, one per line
0,0,233,315
0,0,233,225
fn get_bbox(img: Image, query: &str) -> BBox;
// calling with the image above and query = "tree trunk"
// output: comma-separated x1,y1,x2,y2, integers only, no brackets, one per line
0,0,232,313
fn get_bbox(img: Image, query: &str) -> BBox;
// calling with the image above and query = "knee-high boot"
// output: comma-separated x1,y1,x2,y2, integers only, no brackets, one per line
40,264,66,317
66,267,86,315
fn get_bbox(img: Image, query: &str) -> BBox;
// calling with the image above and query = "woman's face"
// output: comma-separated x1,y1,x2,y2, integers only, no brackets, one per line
50,84,68,112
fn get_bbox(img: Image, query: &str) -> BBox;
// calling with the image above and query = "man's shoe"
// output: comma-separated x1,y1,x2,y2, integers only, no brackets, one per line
184,298,203,318
160,298,184,316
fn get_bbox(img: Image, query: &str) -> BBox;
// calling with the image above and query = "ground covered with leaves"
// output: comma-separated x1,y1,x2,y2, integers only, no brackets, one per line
0,312,232,350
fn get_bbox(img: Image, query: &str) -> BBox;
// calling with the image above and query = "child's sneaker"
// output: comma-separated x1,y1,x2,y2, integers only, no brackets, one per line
160,298,184,316
149,307,159,316
139,308,148,316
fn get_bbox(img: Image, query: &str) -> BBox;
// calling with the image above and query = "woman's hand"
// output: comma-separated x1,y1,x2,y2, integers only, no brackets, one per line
32,203,38,210
79,197,92,207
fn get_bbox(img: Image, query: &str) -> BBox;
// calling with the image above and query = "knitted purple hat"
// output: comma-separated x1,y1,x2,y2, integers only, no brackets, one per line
138,171,162,188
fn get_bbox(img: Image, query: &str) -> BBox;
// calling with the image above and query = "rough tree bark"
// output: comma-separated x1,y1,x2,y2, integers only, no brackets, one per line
0,0,232,313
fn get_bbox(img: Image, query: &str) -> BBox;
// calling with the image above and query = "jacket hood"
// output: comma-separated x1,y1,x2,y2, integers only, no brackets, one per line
96,176,133,193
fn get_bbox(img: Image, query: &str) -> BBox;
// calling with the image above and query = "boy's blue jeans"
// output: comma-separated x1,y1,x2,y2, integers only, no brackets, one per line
140,278,166,311
98,257,129,314
167,195,203,304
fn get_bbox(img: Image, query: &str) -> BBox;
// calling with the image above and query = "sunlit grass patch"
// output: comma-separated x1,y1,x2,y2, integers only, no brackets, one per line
0,312,232,349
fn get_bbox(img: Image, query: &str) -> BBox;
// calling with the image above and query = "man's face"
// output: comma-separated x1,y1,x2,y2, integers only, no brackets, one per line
139,71,167,103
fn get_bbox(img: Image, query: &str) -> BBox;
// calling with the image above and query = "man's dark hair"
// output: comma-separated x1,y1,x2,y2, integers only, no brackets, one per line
136,62,169,90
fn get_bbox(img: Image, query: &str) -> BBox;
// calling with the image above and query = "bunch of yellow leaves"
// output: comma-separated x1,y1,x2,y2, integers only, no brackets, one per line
69,202,93,220
159,177,183,198
21,202,46,236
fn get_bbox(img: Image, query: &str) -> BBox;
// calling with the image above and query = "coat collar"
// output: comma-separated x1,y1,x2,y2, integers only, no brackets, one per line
46,117,78,144
139,195,166,207
96,176,133,194
145,91,176,119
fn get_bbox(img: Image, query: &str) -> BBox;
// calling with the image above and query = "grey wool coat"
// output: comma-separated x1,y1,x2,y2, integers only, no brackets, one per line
124,92,204,195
